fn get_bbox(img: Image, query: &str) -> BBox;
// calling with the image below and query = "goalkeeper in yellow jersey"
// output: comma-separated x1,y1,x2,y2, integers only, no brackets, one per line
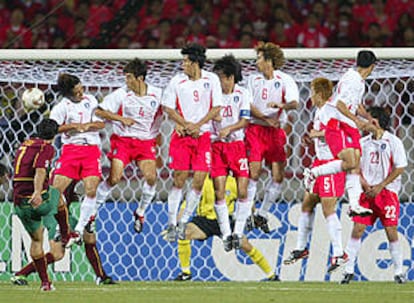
174,176,279,281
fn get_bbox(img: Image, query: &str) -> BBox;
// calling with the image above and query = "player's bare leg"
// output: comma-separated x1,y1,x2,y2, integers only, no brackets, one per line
134,160,157,233
96,158,124,206
53,174,75,245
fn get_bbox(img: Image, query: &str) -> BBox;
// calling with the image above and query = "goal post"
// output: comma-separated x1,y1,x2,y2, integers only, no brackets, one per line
0,48,413,282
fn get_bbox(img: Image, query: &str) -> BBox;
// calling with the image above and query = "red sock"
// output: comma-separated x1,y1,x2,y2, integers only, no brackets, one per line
16,252,55,277
85,243,106,278
55,205,70,241
33,255,49,283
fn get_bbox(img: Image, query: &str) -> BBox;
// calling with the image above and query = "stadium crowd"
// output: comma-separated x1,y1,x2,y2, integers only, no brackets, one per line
0,0,413,49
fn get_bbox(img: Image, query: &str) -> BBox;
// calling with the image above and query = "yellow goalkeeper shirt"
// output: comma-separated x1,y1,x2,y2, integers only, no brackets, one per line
196,176,237,220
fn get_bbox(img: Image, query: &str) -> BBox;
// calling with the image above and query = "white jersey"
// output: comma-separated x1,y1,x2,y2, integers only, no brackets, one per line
360,131,407,194
100,85,163,140
312,102,340,160
330,68,365,128
162,69,223,134
211,84,251,142
50,94,102,145
247,70,299,127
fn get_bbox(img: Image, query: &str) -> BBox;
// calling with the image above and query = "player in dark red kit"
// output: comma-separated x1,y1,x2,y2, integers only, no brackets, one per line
12,119,59,291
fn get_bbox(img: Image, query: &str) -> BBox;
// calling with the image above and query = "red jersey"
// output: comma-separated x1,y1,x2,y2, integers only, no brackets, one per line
13,138,55,205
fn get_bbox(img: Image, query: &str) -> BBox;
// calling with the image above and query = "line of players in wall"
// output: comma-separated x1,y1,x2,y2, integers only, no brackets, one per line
9,43,407,290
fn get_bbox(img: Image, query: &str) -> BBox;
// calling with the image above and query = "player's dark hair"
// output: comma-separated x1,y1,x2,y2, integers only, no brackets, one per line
57,73,81,97
181,43,206,68
368,106,391,131
36,118,59,140
213,54,243,83
124,58,147,80
0,163,8,177
255,41,285,69
357,50,377,68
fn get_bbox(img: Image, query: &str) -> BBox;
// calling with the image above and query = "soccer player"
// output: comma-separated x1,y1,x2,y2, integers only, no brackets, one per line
340,107,407,284
50,73,105,245
11,181,116,286
162,43,222,241
210,54,251,250
303,50,377,217
94,58,163,233
12,118,59,291
283,78,348,272
174,176,279,281
245,41,299,232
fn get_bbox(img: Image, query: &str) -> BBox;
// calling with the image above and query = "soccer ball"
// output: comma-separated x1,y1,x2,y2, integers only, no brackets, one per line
22,87,45,110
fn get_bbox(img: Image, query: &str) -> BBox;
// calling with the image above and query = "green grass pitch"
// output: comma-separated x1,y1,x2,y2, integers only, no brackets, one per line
0,281,412,303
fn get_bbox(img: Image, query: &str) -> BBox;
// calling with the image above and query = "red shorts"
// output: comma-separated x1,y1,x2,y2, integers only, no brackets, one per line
211,141,249,178
353,188,400,227
245,124,287,164
107,134,156,166
54,144,101,179
168,131,211,171
312,159,345,198
325,119,361,157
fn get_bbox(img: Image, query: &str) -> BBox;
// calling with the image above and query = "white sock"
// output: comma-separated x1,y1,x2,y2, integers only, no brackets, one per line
234,199,251,235
75,196,97,234
136,182,156,217
180,189,201,224
258,181,282,217
390,240,403,275
214,201,231,237
311,160,343,177
168,187,183,226
344,237,361,274
296,211,313,250
247,179,257,203
346,173,363,208
96,181,112,205
326,213,343,257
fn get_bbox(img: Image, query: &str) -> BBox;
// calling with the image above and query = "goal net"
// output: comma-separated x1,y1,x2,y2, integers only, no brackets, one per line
0,48,413,282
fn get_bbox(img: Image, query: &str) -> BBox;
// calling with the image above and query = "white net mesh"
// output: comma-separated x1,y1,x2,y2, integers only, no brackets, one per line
0,49,413,282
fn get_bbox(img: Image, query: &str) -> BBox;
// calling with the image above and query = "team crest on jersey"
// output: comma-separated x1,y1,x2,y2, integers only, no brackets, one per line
150,100,157,108
346,136,352,143
225,189,230,197
234,96,239,103
84,102,90,109
204,83,210,89
113,148,118,155
380,143,387,150
274,82,281,89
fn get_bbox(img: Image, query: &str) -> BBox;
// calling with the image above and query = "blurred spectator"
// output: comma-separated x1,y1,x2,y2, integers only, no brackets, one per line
0,8,33,48
392,13,414,46
0,0,10,28
328,13,355,47
401,28,414,47
186,17,207,45
216,22,236,48
297,13,328,48
360,22,388,47
85,0,113,38
269,19,295,47
15,0,44,20
237,31,256,48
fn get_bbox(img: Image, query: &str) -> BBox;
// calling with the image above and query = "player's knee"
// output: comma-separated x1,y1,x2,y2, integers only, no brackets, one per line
351,224,365,238
108,175,121,186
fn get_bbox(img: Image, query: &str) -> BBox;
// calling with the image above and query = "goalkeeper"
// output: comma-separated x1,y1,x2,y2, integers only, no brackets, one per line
174,176,279,281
